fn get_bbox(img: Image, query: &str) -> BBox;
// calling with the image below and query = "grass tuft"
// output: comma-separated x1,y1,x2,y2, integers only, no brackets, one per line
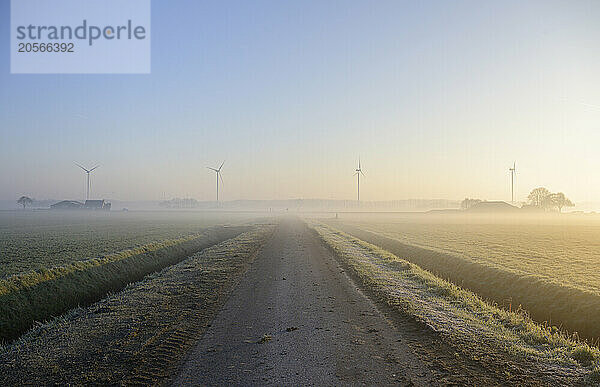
258,334,272,344
572,345,598,366
587,365,600,384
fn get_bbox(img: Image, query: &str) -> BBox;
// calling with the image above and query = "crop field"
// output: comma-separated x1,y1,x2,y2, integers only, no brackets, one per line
310,221,600,383
0,226,274,385
0,210,267,341
323,213,600,340
326,213,600,294
0,210,262,279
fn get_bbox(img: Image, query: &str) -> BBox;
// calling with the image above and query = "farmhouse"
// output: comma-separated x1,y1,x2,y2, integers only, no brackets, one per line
468,201,519,213
50,200,84,209
50,200,111,210
84,200,111,211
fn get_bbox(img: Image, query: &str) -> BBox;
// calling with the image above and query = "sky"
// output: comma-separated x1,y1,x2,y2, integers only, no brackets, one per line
1,0,600,203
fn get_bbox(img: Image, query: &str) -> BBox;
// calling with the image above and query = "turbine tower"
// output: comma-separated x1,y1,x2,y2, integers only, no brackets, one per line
207,161,225,202
354,158,365,202
509,161,516,203
75,163,99,201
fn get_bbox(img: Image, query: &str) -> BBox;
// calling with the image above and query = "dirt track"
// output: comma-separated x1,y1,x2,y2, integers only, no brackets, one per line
175,218,517,386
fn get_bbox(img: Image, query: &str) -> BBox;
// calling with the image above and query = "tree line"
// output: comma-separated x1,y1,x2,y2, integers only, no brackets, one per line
525,187,574,212
461,187,574,212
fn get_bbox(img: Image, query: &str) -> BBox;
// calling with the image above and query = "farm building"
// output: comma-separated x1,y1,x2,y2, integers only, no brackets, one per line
50,200,84,209
84,200,111,211
468,201,519,212
50,200,111,210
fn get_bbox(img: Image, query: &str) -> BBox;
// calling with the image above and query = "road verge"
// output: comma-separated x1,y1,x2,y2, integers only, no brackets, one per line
325,222,600,341
0,225,274,385
309,221,600,385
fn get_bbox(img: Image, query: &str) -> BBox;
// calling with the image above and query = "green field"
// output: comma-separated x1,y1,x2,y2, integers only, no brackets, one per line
323,213,600,340
0,210,261,279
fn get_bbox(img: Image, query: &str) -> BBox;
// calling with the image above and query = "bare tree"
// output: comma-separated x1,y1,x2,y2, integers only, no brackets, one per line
527,187,551,208
460,198,482,210
17,196,33,209
550,192,574,213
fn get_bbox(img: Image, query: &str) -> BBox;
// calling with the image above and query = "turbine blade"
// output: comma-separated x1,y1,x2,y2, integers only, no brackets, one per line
207,167,218,172
361,170,365,177
89,165,100,172
74,162,89,172
219,161,225,171
219,173,224,186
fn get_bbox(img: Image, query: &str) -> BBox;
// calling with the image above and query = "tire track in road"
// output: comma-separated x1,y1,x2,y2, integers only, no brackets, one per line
176,218,446,386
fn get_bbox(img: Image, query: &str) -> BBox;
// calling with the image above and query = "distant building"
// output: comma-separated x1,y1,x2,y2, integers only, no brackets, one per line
520,204,546,213
50,199,111,210
84,200,111,211
468,201,519,213
50,200,84,210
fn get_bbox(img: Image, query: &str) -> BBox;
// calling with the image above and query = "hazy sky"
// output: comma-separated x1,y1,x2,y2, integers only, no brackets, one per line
1,0,600,202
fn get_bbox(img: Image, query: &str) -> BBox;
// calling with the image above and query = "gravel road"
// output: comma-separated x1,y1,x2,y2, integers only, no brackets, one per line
175,218,512,386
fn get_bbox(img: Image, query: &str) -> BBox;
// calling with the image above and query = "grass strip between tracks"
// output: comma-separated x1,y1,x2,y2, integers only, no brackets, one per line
309,222,600,385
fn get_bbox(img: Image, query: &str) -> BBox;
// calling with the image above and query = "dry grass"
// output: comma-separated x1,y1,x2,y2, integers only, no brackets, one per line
310,221,600,385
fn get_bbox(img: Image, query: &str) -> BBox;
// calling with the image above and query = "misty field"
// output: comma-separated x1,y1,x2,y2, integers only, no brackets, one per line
0,210,259,279
328,214,600,294
0,227,274,384
324,213,600,340
310,221,600,383
0,210,264,341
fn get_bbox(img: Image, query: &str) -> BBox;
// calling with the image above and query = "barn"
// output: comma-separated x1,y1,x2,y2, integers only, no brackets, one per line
84,200,111,211
50,200,84,209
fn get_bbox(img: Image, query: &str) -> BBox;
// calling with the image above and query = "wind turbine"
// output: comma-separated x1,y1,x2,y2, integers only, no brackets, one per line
509,162,516,203
207,161,225,202
354,158,365,202
75,163,99,201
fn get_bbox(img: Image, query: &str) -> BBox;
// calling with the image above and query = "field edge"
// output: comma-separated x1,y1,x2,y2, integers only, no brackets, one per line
0,224,276,385
0,225,250,342
325,221,600,342
307,221,600,385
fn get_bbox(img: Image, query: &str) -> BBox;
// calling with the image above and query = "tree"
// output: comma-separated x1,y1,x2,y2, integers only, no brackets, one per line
549,192,574,213
460,198,482,210
527,187,551,208
17,196,33,209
